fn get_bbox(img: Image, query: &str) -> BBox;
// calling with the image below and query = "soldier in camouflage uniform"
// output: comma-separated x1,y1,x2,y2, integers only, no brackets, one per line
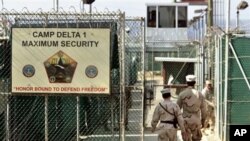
151,88,187,141
177,75,207,141
202,80,215,132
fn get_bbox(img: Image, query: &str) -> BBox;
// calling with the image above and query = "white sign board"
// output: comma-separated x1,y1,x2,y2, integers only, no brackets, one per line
12,28,110,94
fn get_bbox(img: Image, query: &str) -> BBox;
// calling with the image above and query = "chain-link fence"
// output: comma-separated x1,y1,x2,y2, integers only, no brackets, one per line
212,34,250,141
0,9,145,141
123,17,145,141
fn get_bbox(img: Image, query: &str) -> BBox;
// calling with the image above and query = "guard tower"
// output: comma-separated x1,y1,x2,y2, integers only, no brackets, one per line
145,0,207,88
146,2,189,50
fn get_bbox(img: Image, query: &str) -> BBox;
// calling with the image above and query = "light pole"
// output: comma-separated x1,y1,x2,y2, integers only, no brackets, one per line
1,0,3,10
53,0,59,12
236,1,248,32
193,8,208,90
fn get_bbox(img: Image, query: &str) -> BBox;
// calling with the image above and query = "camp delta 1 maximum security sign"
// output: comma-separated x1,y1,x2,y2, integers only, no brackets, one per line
11,28,110,94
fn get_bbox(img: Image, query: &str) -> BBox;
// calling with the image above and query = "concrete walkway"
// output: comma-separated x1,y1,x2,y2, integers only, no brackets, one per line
143,129,219,141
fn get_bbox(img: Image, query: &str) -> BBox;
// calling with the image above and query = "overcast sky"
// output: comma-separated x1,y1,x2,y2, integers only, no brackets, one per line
1,0,250,20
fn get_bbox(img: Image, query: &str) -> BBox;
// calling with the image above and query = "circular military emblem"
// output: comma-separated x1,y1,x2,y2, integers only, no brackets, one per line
23,65,35,77
85,65,98,78
65,76,72,83
49,76,56,83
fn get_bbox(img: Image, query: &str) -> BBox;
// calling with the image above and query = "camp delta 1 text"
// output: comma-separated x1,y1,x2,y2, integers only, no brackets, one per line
32,31,86,38
20,31,99,47
21,40,99,47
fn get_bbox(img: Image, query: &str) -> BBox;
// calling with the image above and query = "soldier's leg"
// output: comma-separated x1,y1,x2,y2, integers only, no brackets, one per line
191,127,202,141
157,129,168,141
210,109,215,131
184,123,192,141
166,128,177,141
205,107,213,131
204,111,211,129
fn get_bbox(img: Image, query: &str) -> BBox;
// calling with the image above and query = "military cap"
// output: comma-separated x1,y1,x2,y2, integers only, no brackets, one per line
161,88,171,94
206,80,212,85
186,74,196,82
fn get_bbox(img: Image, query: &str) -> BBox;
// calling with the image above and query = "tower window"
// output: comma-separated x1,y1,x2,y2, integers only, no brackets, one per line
147,6,156,27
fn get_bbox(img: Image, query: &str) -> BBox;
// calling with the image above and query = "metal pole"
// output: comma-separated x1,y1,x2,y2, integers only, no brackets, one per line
194,20,199,88
1,0,4,9
82,1,84,12
204,13,208,80
236,10,239,31
207,0,212,80
207,0,213,27
6,95,9,141
120,12,126,141
56,0,59,12
141,18,145,141
215,35,219,138
76,96,80,141
223,0,230,141
198,18,202,91
89,4,92,14
219,35,223,139
75,17,80,141
110,96,114,141
201,16,205,90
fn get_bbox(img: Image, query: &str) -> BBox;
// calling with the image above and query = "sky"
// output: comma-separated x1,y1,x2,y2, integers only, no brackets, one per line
1,0,250,20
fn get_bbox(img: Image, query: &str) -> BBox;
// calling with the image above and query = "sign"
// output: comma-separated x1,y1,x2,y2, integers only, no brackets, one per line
12,28,110,94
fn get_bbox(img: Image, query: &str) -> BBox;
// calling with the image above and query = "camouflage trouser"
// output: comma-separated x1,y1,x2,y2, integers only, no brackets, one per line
205,106,215,130
157,128,177,141
184,123,202,141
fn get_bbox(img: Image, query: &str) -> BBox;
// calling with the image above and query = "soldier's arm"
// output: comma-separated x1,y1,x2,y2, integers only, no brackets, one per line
151,105,160,131
176,95,182,109
206,99,214,107
201,88,206,96
175,105,186,132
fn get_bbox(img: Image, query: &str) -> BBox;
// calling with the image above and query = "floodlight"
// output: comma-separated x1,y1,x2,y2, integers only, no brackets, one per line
82,0,95,4
237,1,248,10
236,1,248,32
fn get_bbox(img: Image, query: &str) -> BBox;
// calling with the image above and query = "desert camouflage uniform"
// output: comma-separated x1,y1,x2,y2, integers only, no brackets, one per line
202,87,215,130
151,99,186,141
177,87,207,141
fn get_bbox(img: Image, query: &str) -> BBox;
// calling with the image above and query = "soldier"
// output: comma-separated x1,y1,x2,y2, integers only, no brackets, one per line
202,80,215,133
151,88,187,141
177,74,207,141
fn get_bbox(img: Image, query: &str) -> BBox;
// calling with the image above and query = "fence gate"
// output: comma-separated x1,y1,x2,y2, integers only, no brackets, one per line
0,10,145,141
